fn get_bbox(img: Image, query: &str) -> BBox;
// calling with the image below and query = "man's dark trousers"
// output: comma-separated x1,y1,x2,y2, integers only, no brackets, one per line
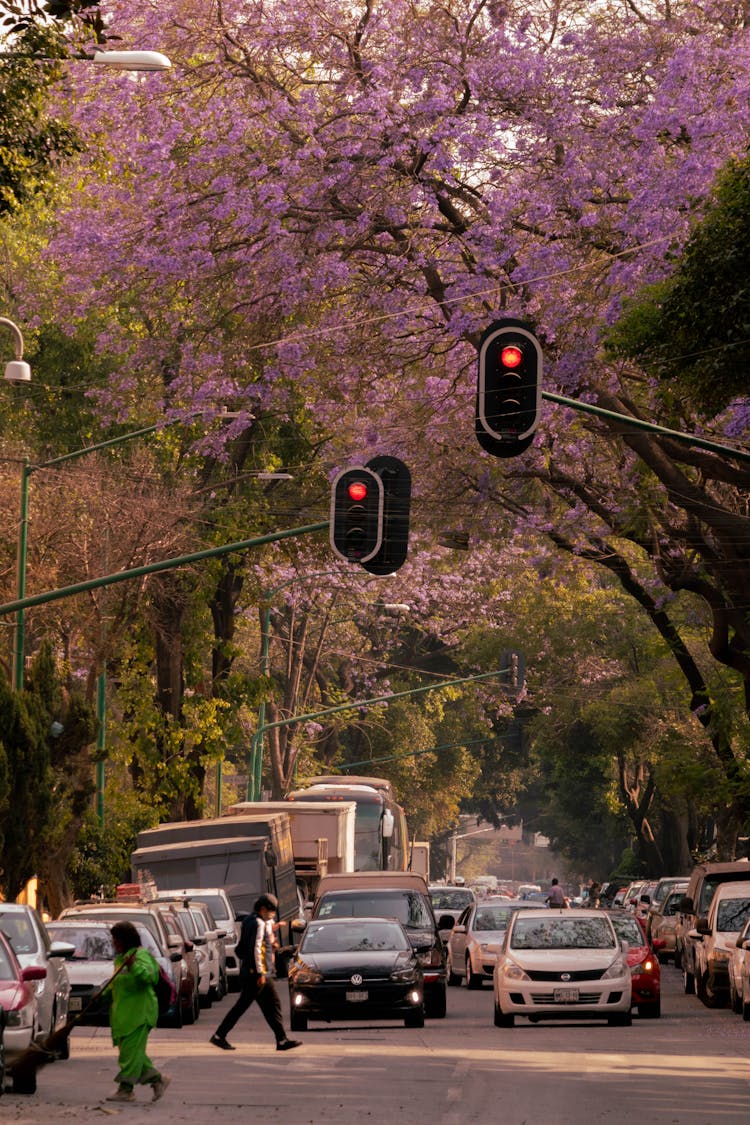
215,969,286,1043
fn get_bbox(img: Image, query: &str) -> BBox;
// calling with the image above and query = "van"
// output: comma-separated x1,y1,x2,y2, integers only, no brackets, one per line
308,871,447,1018
675,860,750,992
692,879,750,1007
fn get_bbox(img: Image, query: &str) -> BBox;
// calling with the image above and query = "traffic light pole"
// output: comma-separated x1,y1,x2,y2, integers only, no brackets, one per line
541,390,750,465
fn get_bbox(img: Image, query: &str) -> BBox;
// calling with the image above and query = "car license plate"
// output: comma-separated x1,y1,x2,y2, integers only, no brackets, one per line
346,990,368,1002
69,997,83,1012
553,987,579,1002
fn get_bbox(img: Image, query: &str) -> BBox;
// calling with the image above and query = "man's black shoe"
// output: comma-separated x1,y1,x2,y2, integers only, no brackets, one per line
276,1039,302,1051
210,1034,236,1051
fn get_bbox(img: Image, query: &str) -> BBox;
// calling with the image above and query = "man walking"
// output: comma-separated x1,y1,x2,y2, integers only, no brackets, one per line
210,893,301,1052
547,878,568,908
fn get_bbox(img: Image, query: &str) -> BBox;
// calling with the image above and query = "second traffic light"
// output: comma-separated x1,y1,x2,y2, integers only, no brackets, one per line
330,456,411,574
476,317,542,458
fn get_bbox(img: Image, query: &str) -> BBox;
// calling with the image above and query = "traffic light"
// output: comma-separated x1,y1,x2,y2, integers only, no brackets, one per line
476,317,542,458
330,456,411,573
361,455,411,575
330,466,384,564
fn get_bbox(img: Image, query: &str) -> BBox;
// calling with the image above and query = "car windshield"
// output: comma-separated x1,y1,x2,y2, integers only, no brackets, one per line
473,905,515,931
317,891,434,929
608,916,644,946
48,925,114,960
302,921,410,953
0,912,39,955
511,916,616,950
185,894,228,921
663,891,685,916
430,890,474,911
717,898,750,932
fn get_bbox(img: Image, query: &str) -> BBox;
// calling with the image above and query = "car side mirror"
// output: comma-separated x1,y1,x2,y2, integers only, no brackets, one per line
621,940,630,953
22,965,47,982
291,918,307,933
452,924,466,935
48,941,76,959
170,951,182,963
696,917,710,935
438,914,456,931
679,895,693,913
688,928,702,941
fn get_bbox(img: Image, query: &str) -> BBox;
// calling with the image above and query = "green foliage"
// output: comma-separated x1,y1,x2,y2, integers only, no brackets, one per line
66,789,158,900
606,154,750,416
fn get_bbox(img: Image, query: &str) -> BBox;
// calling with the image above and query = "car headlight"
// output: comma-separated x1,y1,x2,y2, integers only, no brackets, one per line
416,948,443,968
390,966,418,982
502,960,530,982
290,968,323,985
631,958,656,975
602,957,627,980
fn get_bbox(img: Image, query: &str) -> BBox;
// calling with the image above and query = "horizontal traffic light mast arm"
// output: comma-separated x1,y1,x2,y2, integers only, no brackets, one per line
259,668,508,734
543,391,750,465
339,736,491,771
0,521,330,616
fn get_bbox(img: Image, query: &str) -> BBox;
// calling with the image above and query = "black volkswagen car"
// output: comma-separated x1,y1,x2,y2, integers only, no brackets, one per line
287,917,424,1031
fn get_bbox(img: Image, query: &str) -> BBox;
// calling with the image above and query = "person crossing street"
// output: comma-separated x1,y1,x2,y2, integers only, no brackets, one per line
210,894,302,1053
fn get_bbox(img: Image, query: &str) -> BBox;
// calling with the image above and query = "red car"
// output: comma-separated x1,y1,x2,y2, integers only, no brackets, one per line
0,928,47,1094
607,910,661,1018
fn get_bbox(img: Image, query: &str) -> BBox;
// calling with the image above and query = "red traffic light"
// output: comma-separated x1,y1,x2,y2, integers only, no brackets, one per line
347,481,368,502
500,345,523,369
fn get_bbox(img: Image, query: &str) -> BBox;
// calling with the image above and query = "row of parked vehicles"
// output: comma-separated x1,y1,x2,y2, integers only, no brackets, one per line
0,887,241,1095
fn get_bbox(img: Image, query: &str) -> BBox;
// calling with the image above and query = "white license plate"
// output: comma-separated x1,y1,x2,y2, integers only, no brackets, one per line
69,997,83,1011
346,990,368,1002
552,987,579,1002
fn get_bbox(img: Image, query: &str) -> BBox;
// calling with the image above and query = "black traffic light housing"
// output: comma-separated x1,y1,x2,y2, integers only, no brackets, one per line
476,317,542,458
330,465,384,564
330,456,411,574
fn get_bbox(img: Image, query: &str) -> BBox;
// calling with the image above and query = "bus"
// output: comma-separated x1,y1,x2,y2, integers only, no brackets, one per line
287,776,408,872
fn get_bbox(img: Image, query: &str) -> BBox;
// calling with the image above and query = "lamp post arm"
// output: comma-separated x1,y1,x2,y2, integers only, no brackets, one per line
258,667,508,736
0,521,330,617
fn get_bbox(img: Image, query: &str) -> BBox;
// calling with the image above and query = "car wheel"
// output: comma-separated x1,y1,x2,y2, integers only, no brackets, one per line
696,972,721,1009
446,952,461,987
683,966,695,995
289,1010,307,1033
638,999,661,1019
404,1008,425,1029
199,990,213,1009
742,995,750,1022
673,946,682,970
465,958,482,990
493,1003,514,1028
730,982,743,1015
426,984,447,1019
0,1033,5,1093
607,1012,632,1026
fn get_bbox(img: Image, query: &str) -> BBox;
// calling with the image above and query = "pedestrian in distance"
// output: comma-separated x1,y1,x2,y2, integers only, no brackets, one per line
546,878,569,908
588,880,602,908
104,921,170,1103
210,893,302,1053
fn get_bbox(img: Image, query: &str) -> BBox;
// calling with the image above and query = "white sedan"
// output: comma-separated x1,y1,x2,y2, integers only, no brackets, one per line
493,908,632,1027
0,902,73,1047
447,898,546,988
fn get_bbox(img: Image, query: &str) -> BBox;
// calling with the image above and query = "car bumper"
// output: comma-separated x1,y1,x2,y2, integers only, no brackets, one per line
4,1024,35,1063
68,984,110,1026
290,981,423,1021
497,977,631,1018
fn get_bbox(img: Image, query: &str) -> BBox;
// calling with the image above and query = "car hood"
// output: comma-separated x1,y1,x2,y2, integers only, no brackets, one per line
506,948,620,971
297,951,414,977
64,960,114,986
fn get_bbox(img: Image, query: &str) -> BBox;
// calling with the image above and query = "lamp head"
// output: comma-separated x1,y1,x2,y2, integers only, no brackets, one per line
4,360,31,383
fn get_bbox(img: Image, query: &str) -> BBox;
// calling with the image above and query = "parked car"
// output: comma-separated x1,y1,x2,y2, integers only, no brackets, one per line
649,886,687,962
692,880,750,1008
676,861,750,989
493,908,632,1027
57,901,183,1026
621,882,646,911
156,900,213,1009
156,888,241,988
0,902,73,1049
149,904,201,1024
287,916,424,1031
606,911,661,1018
644,877,688,943
310,872,447,1018
729,914,750,1019
0,928,47,1094
446,898,546,989
633,882,659,926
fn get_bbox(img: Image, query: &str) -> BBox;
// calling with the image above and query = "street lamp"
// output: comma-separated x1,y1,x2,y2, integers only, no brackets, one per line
91,51,171,72
0,317,31,383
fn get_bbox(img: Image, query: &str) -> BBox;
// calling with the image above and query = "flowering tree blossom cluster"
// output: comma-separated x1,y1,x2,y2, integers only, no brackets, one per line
11,0,750,841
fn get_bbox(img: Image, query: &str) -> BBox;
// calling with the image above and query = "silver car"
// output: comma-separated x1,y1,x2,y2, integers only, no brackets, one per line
0,902,73,1051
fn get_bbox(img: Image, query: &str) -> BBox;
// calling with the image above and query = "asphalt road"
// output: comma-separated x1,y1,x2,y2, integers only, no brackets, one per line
3,962,750,1124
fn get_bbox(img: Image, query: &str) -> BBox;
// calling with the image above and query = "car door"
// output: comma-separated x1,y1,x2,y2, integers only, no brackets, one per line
449,905,472,973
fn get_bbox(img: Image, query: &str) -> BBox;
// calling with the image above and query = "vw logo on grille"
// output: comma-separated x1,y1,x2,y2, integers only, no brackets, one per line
351,973,363,986
560,972,571,982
